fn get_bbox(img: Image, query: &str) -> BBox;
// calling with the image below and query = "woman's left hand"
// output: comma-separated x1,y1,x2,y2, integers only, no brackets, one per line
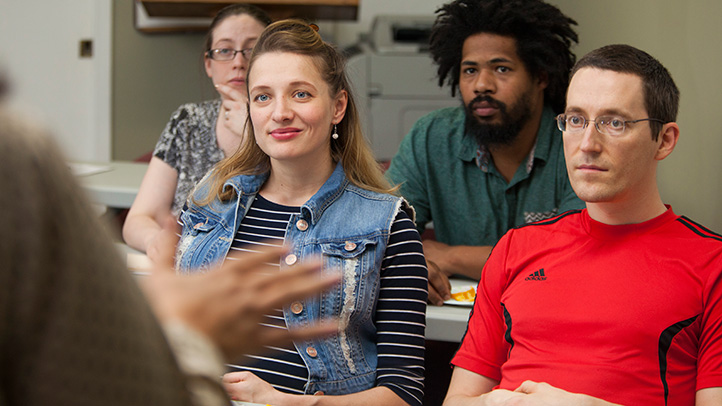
222,371,287,405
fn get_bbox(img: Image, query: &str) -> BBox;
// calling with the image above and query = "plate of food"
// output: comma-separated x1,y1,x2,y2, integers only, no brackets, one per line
443,283,476,307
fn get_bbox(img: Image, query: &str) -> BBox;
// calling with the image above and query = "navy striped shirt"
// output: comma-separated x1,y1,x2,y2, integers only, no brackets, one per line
225,194,427,406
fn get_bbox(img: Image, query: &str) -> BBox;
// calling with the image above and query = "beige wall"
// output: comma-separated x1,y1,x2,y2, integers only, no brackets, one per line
112,0,215,161
112,0,722,232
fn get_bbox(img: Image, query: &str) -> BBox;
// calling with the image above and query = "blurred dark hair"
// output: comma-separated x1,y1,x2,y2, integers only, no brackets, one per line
430,0,578,113
203,3,272,51
571,44,679,140
0,107,194,405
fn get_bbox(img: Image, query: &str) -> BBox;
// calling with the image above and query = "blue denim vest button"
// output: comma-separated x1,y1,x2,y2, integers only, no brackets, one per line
313,391,324,396
284,254,297,265
306,346,318,357
296,219,309,231
344,241,357,251
290,301,303,314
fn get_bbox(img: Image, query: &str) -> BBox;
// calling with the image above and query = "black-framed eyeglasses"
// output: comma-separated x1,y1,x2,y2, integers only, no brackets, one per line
206,48,253,61
556,114,664,136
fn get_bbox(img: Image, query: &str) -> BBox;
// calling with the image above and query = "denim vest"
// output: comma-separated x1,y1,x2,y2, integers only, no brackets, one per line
176,163,413,395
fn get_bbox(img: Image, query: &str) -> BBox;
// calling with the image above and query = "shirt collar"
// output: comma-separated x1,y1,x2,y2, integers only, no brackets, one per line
475,142,538,174
472,106,557,173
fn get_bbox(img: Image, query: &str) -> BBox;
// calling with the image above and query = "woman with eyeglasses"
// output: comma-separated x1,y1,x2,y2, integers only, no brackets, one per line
123,4,271,262
176,19,428,406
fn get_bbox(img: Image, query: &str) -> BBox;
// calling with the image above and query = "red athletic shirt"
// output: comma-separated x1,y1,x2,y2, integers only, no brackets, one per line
453,207,722,405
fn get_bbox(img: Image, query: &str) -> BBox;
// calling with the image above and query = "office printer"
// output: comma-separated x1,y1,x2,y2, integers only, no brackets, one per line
345,15,459,161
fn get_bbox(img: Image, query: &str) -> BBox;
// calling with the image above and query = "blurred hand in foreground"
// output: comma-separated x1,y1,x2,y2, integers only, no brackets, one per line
140,217,341,361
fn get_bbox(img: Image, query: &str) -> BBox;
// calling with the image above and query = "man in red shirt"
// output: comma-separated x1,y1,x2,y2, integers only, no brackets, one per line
445,44,722,405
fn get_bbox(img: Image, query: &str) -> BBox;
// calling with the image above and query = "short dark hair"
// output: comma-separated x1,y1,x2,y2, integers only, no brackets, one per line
429,0,578,113
203,4,272,52
571,44,679,140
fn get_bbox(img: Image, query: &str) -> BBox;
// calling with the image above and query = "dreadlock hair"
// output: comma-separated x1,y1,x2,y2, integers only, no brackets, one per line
430,0,578,113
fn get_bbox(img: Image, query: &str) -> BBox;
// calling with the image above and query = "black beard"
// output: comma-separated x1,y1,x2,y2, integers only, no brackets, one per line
464,93,533,149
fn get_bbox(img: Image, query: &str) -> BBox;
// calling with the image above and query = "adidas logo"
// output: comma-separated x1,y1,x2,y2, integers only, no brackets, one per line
525,268,547,281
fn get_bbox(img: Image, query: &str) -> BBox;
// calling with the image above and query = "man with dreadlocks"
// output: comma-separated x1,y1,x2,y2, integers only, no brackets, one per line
386,0,583,306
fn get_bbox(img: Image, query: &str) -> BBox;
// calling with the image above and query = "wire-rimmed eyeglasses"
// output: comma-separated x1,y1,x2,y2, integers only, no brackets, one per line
206,48,253,61
556,114,664,136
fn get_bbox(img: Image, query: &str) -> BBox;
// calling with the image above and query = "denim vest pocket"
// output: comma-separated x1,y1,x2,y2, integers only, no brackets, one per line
180,209,219,235
177,209,227,272
319,237,378,257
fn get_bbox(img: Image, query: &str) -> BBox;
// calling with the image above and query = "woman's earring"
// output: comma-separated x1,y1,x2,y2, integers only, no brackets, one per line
332,124,339,140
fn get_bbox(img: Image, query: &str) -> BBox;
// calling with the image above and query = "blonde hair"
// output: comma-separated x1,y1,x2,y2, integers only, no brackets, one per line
198,19,394,205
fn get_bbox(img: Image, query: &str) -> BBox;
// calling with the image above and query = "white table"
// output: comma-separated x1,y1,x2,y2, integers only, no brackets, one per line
425,303,471,342
425,277,473,342
116,242,153,276
73,161,148,209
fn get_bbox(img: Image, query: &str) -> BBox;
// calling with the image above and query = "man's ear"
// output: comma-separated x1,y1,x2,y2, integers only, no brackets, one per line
536,72,549,90
655,122,679,161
